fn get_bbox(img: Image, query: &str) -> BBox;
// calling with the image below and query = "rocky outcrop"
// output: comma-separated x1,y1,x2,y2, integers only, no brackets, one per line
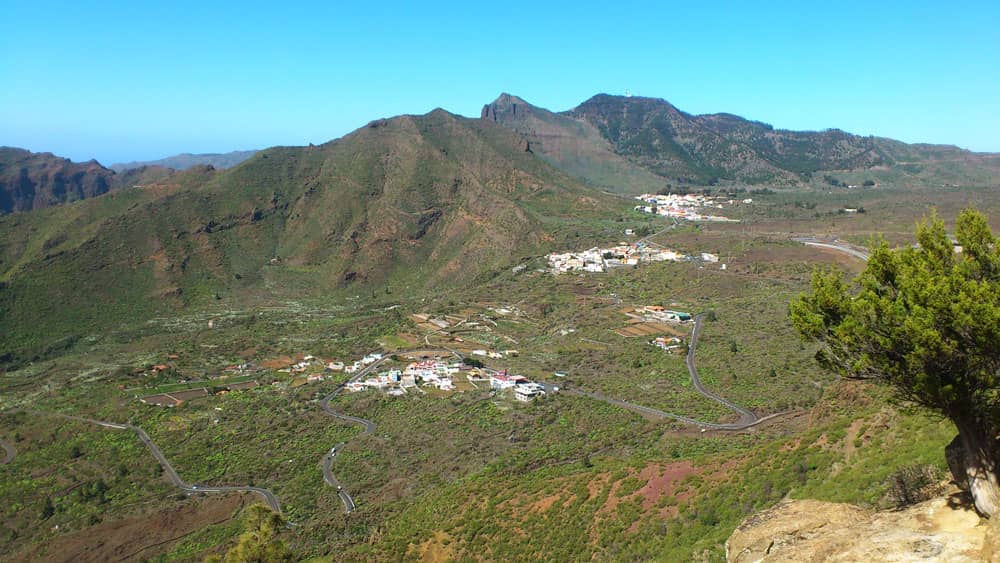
0,147,118,213
727,488,994,562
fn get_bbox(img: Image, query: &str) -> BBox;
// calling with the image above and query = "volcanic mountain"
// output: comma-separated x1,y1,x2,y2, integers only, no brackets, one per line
482,93,987,190
0,109,613,363
0,147,176,214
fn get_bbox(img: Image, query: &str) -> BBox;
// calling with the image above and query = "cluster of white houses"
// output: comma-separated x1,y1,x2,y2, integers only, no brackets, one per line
634,193,745,222
548,242,687,273
488,371,547,402
346,359,460,392
346,361,548,402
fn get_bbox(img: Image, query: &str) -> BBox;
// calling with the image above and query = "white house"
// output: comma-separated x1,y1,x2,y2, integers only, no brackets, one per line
514,383,546,402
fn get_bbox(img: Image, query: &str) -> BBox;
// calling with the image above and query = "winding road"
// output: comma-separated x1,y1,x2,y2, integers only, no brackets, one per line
318,347,467,513
0,438,15,465
23,411,282,513
544,236,871,430
554,314,768,430
318,355,385,513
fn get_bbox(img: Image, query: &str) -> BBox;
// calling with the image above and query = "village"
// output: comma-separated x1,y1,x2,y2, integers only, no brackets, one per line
137,344,550,408
548,242,720,274
633,192,747,222
344,355,548,403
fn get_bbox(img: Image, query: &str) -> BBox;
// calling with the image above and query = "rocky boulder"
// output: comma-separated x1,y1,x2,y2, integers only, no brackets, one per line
727,488,993,562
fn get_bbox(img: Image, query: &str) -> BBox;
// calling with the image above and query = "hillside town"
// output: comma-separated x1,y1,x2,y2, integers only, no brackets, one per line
634,193,746,222
548,242,719,274
548,242,686,273
346,359,548,402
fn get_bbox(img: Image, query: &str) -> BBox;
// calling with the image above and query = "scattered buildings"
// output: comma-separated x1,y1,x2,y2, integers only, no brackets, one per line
490,371,548,402
548,243,687,274
347,360,465,394
651,336,684,351
514,383,546,402
633,305,693,324
634,193,740,222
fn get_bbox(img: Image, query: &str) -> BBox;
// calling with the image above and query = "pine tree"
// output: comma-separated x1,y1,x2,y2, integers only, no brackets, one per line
791,209,1000,517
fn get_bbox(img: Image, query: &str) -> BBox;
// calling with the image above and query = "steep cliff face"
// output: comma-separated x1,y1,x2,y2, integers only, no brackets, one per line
0,147,118,213
726,488,998,562
480,94,668,194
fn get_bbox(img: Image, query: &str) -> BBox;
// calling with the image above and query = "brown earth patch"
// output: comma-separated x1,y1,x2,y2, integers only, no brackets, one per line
634,461,697,511
780,438,802,452
12,493,248,563
587,472,612,501
528,493,563,514
260,356,292,369
844,418,867,461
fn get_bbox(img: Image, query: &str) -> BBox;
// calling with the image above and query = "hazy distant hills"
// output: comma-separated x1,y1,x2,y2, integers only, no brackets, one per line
0,109,613,362
483,93,990,190
110,150,258,172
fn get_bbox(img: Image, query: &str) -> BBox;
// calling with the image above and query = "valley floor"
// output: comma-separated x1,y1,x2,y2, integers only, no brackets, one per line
2,184,992,561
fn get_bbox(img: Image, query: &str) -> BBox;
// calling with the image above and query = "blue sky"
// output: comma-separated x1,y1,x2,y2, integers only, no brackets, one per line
2,0,998,164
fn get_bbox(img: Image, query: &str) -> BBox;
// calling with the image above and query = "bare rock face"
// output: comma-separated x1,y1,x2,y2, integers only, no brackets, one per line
725,499,868,562
983,517,1000,561
726,488,993,562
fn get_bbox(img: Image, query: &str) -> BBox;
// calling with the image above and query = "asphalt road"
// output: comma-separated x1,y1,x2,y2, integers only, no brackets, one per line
318,355,385,513
685,314,759,426
793,237,871,261
0,438,15,465
551,314,766,431
551,237,871,430
318,346,467,513
23,410,282,513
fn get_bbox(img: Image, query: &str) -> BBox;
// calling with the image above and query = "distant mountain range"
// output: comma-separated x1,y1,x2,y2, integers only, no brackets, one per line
482,93,990,190
2,92,998,363
110,150,258,172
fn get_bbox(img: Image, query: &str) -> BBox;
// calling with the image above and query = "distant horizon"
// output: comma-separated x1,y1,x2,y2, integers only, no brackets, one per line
6,91,998,166
3,1,998,163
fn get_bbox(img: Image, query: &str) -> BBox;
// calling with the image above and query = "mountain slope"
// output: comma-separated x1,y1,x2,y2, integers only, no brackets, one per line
484,93,994,188
0,147,177,214
0,110,615,364
110,150,258,172
0,147,118,213
481,94,667,193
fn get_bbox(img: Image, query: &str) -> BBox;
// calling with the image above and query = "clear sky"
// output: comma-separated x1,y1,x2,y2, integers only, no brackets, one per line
2,0,998,164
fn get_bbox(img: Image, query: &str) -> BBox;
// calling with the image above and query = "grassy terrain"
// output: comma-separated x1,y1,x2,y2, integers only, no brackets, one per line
1,182,995,560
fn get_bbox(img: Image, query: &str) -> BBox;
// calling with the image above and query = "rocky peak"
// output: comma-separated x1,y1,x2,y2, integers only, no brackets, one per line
481,93,532,123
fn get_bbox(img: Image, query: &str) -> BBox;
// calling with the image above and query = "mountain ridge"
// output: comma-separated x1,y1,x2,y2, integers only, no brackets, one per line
0,108,616,364
0,147,177,214
482,93,994,190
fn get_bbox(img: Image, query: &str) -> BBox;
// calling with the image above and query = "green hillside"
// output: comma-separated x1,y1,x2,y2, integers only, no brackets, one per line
0,110,623,366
